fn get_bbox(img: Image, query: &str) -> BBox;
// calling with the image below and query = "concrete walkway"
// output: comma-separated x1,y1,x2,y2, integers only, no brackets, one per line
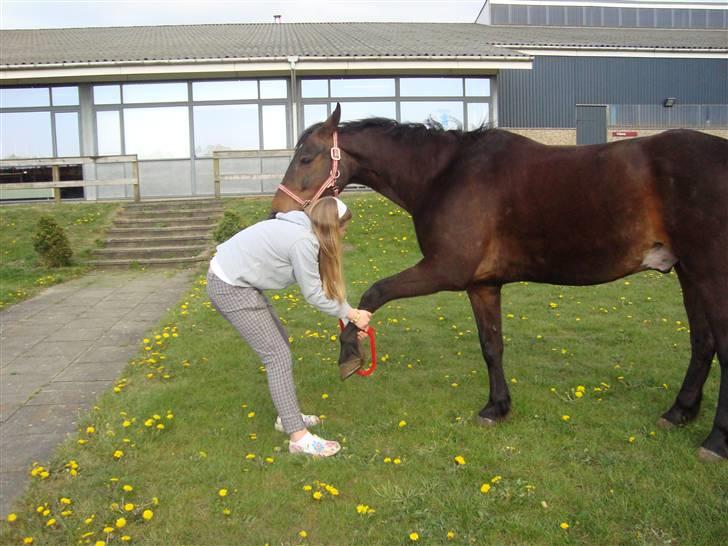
0,269,195,515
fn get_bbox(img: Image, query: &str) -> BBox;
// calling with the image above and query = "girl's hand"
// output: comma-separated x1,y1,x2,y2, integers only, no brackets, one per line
348,308,372,331
357,330,368,341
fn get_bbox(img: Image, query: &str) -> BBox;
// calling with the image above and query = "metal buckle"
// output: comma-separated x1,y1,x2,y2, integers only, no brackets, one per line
330,147,341,161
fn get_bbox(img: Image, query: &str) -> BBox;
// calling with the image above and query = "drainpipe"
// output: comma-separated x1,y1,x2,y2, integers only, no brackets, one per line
288,55,299,143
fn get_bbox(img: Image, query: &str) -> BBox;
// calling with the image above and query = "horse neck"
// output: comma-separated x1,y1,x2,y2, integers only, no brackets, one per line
341,128,457,213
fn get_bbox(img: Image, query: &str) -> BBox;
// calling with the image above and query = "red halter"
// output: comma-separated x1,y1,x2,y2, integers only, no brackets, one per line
277,131,341,208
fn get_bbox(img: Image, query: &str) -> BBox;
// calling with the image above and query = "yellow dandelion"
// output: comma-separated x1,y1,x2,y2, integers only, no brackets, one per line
398,420,407,428
45,518,56,527
223,508,231,516
303,485,312,491
23,538,34,545
298,530,308,538
86,426,95,434
122,484,133,492
447,531,456,540
453,455,466,465
123,503,134,512
409,532,420,541
312,491,323,501
218,488,228,497
561,415,570,422
7,513,18,523
480,483,491,494
121,536,131,542
116,517,127,528
142,510,154,521
113,450,124,459
560,522,570,530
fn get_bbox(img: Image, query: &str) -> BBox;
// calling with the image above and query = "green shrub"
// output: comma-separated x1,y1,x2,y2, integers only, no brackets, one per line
32,215,73,267
213,210,243,243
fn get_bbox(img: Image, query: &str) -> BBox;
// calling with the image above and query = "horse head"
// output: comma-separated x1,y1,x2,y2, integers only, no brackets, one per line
270,103,344,216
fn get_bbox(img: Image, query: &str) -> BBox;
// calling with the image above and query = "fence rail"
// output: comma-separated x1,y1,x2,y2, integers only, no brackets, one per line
0,154,140,202
212,149,294,199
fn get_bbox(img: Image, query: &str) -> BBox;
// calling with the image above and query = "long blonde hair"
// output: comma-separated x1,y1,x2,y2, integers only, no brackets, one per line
306,197,352,303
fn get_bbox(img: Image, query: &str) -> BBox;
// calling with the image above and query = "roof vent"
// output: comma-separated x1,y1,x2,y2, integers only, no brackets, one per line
274,15,282,24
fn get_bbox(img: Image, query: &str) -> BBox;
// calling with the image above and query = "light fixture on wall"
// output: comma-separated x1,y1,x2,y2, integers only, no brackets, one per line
663,98,677,107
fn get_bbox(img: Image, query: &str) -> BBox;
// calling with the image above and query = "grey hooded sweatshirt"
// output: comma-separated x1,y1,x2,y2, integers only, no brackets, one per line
211,210,352,320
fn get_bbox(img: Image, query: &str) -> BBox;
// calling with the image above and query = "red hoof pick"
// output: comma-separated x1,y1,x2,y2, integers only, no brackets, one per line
338,320,377,376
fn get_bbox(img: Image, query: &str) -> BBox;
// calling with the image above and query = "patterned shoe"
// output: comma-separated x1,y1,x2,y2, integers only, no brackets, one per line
289,433,341,457
274,413,321,433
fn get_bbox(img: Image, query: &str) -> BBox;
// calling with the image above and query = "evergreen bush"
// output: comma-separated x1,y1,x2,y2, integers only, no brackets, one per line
32,215,73,267
213,210,244,243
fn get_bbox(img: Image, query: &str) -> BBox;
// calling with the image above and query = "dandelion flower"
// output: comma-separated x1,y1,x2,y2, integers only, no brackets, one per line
116,517,127,528
45,518,56,527
480,483,491,494
223,508,231,516
453,455,466,465
299,530,308,538
122,484,133,492
312,491,323,501
123,503,134,512
113,450,124,459
398,420,407,428
560,522,570,530
7,513,18,523
23,538,33,545
561,415,570,422
409,532,420,541
142,510,154,521
218,488,228,497
447,531,456,540
121,536,131,542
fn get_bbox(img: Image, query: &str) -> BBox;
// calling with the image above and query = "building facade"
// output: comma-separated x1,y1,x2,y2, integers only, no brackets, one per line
1,1,726,201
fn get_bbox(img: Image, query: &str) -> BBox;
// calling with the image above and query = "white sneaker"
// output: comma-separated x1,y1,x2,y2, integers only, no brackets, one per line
274,413,321,433
289,432,341,457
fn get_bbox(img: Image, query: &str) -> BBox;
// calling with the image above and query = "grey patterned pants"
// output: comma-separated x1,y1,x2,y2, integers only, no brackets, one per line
206,270,305,434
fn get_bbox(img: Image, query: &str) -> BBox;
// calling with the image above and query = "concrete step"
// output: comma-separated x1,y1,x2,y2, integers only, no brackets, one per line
112,215,221,227
103,235,213,249
107,226,213,238
87,254,210,269
91,244,209,260
117,208,223,220
123,199,223,212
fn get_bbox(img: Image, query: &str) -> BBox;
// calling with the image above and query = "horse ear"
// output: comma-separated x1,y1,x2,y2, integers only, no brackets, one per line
324,103,341,132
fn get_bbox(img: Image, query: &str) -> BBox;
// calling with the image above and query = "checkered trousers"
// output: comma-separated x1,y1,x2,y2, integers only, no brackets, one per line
206,270,305,434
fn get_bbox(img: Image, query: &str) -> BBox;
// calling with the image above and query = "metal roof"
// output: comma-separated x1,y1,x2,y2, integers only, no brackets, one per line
0,23,725,68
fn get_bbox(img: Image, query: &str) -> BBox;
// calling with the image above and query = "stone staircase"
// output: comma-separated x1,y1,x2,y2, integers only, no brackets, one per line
88,199,223,269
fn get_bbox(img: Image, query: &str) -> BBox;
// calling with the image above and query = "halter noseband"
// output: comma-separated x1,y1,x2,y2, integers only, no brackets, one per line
277,131,341,208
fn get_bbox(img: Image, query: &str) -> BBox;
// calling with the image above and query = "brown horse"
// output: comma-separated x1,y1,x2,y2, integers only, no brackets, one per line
271,104,728,460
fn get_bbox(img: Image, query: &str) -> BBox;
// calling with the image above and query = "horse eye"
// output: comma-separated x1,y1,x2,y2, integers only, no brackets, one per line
300,157,313,165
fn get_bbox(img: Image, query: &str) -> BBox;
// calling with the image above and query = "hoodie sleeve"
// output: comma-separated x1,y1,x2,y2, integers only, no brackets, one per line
289,238,352,320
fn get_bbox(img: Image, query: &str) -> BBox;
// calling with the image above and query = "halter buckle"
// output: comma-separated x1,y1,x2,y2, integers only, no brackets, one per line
330,147,341,161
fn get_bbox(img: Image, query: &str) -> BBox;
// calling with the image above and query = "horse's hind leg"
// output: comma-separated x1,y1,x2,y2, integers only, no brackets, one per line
467,284,510,425
660,265,716,427
693,275,728,460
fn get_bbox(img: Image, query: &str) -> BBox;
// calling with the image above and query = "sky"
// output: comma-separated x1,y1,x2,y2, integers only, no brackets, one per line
0,0,717,29
0,0,485,29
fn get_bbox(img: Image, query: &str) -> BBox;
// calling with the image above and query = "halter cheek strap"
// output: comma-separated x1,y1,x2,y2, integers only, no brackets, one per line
278,131,341,208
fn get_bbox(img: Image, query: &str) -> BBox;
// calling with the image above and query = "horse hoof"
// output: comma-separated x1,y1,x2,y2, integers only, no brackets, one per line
697,447,725,462
656,417,675,430
474,416,497,427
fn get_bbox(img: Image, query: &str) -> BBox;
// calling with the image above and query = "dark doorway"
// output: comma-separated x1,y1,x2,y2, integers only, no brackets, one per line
0,165,84,200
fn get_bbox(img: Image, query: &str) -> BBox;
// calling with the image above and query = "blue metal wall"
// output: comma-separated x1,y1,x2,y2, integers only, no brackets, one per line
498,56,728,128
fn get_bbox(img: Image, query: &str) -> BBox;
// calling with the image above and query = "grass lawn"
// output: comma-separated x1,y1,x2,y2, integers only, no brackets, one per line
1,193,726,545
0,202,121,309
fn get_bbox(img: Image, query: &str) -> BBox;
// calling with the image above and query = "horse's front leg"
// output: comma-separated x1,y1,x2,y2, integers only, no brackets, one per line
467,283,510,425
339,258,459,377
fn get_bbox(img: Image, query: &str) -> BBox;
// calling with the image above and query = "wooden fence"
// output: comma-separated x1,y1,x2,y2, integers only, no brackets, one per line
212,149,293,199
0,155,140,203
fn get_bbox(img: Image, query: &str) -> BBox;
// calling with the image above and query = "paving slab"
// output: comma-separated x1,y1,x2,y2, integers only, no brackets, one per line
0,268,196,516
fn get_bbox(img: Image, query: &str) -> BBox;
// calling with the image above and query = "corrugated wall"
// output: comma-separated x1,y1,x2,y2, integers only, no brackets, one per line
498,56,728,128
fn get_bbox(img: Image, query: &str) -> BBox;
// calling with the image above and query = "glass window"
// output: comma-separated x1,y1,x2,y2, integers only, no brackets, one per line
303,104,328,129
51,87,79,106
330,78,395,98
193,104,258,157
333,102,396,123
302,80,328,98
192,80,257,102
123,82,188,104
55,112,80,157
124,107,190,159
94,85,121,105
400,78,462,97
467,103,490,131
96,111,122,155
0,112,53,158
263,105,287,149
260,80,287,100
465,78,490,97
0,87,50,108
401,101,464,130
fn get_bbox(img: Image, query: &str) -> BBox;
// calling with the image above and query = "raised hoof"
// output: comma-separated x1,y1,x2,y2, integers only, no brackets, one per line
339,358,363,381
656,417,676,430
697,447,726,462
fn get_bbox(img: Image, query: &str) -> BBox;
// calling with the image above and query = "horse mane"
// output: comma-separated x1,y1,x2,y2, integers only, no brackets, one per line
295,117,495,151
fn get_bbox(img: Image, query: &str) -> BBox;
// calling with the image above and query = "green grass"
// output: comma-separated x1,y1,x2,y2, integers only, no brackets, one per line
2,193,726,545
0,202,121,309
